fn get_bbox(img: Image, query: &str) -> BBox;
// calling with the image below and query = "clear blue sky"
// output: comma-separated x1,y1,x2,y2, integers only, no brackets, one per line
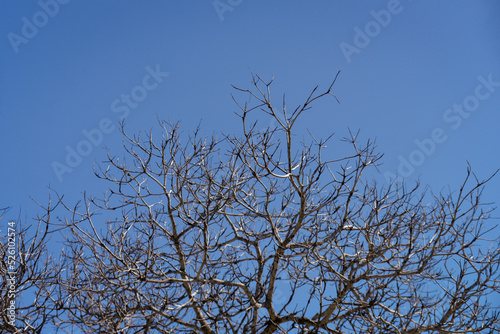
1,0,499,322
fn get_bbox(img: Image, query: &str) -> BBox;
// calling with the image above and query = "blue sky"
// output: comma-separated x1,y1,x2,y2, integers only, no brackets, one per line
2,0,500,213
1,0,499,325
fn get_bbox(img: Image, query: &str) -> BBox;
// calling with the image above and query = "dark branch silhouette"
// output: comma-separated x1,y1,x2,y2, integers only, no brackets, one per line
2,74,499,333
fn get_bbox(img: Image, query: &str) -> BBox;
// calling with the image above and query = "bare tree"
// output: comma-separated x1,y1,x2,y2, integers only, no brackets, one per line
5,74,499,333
0,202,62,333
